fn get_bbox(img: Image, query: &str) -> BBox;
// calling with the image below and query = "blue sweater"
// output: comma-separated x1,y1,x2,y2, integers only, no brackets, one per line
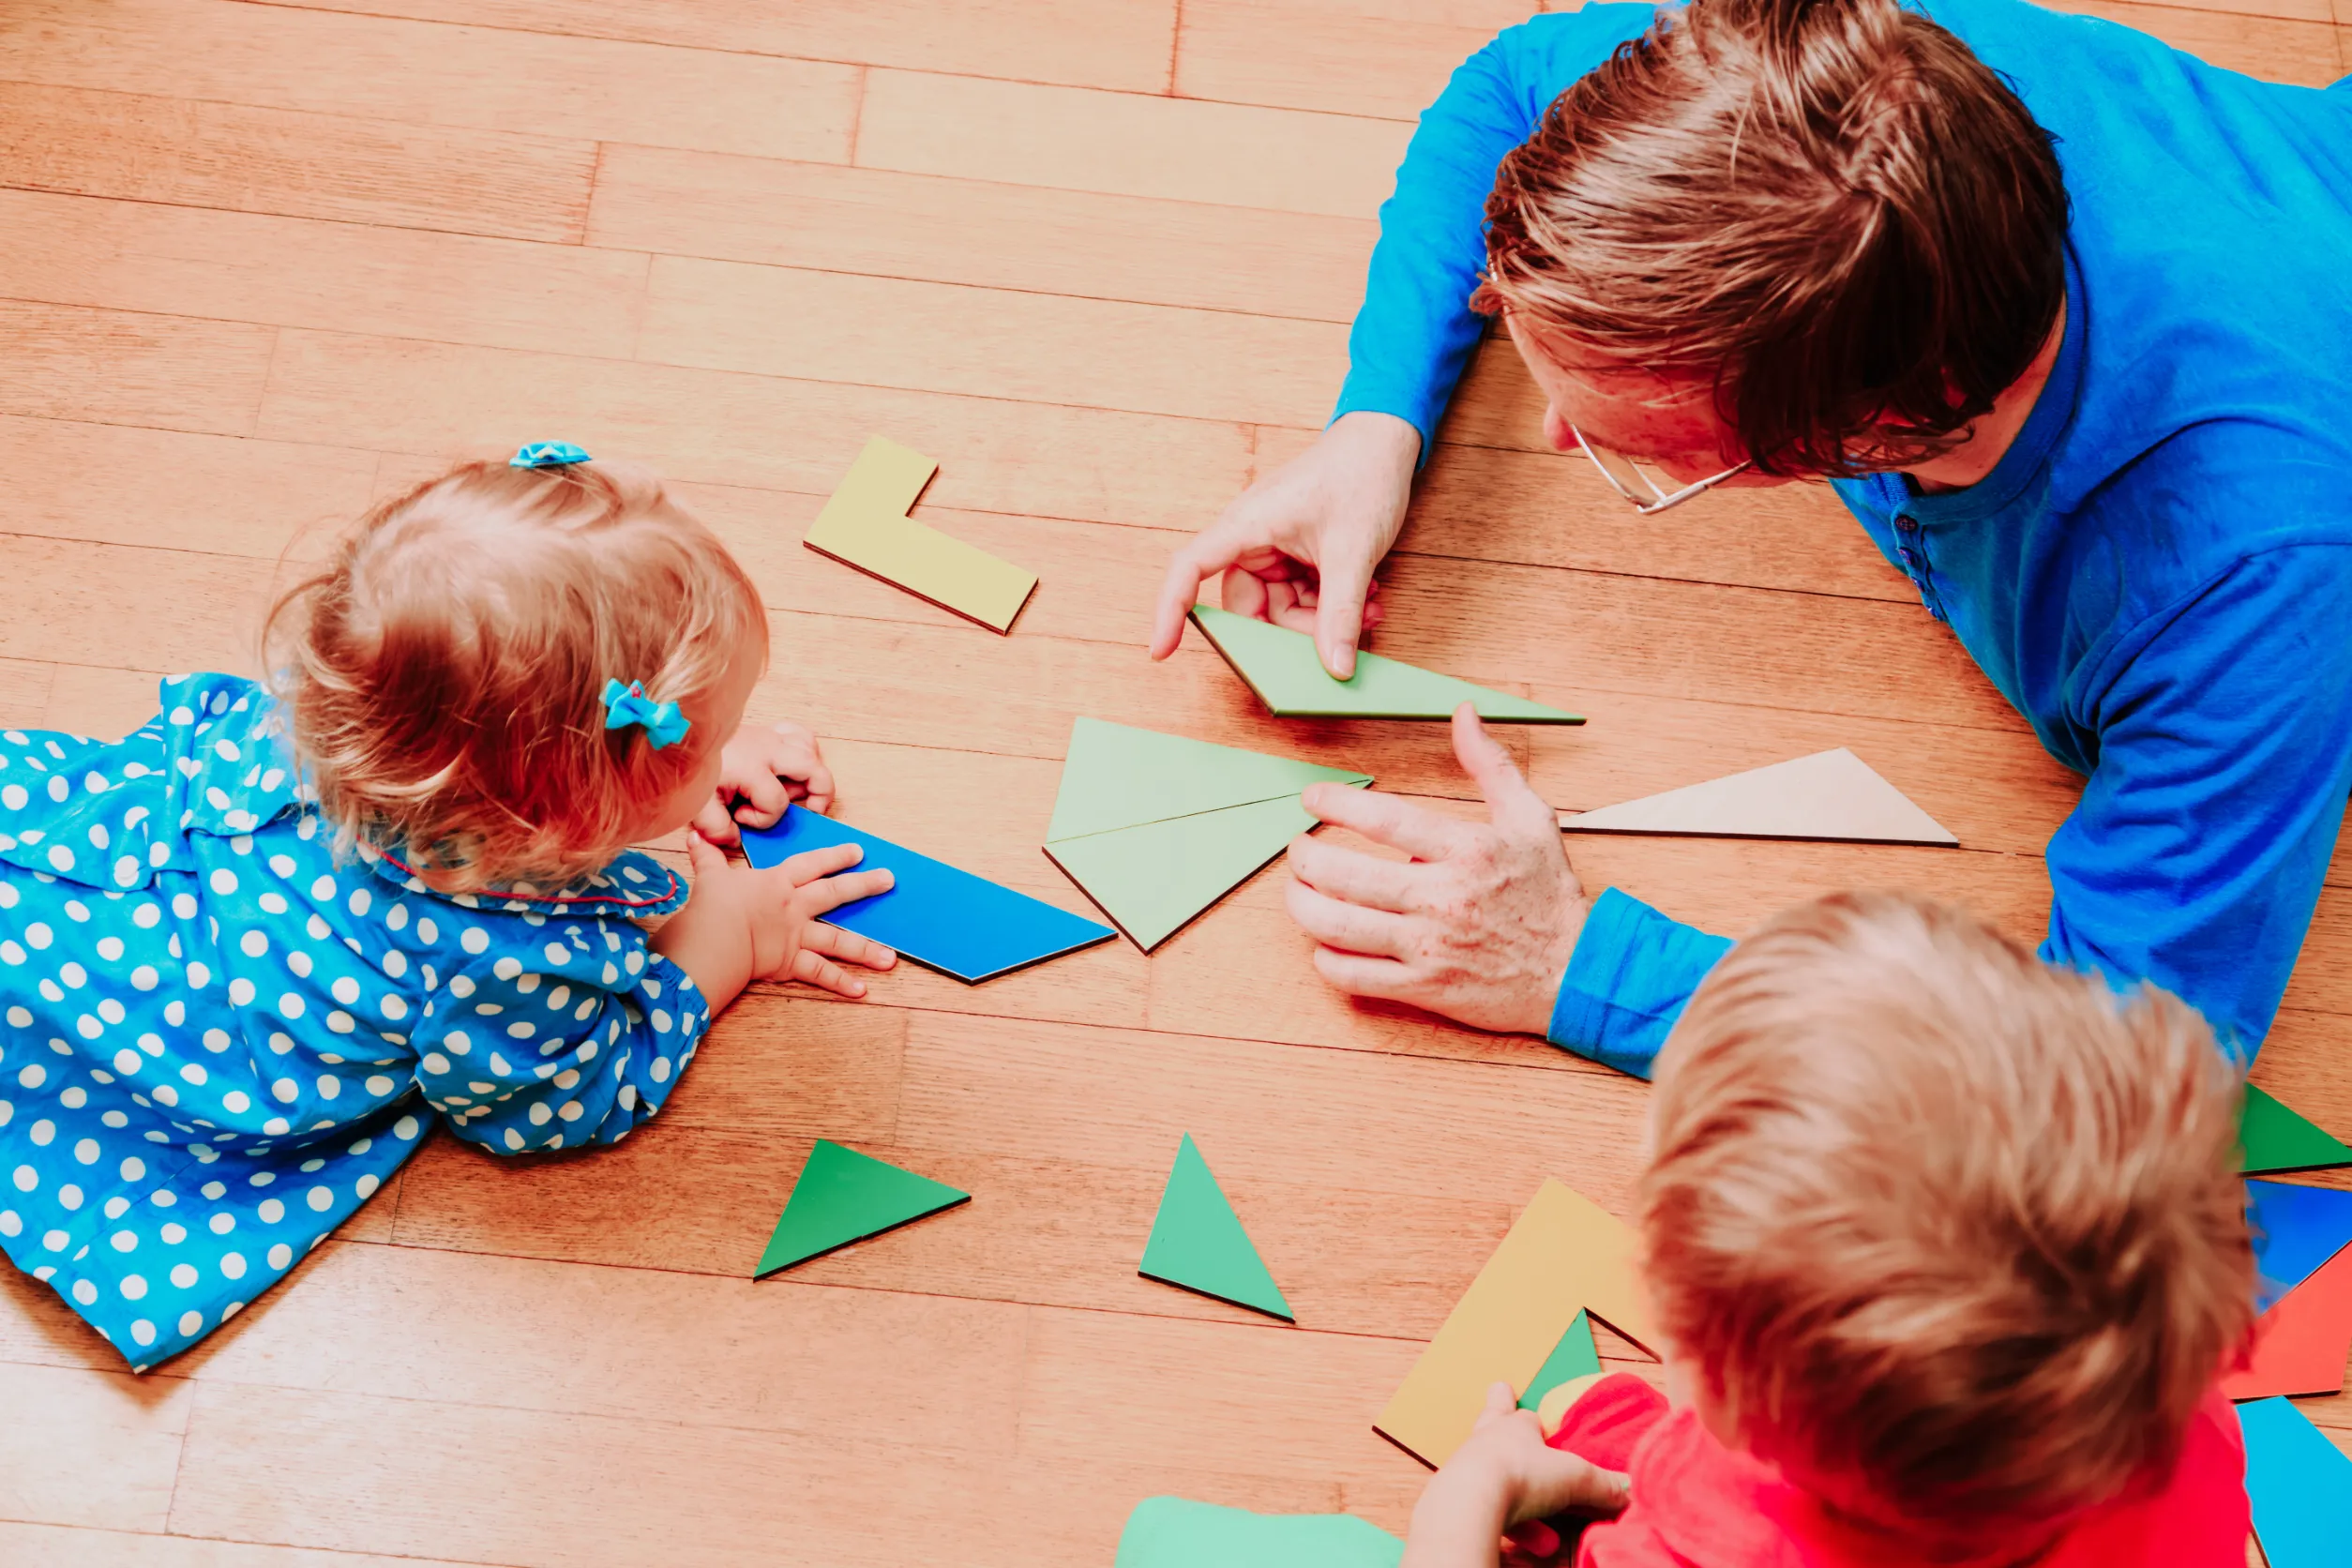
1334,0,2352,1075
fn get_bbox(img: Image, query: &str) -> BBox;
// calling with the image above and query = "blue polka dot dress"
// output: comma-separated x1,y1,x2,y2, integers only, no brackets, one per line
0,674,710,1369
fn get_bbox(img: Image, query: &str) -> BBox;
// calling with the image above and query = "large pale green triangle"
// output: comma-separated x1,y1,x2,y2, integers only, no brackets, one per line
754,1139,970,1278
1046,793,1350,950
1518,1309,1601,1411
1138,1133,1292,1320
1190,604,1583,723
1116,1498,1399,1568
1046,716,1370,843
2242,1084,2352,1175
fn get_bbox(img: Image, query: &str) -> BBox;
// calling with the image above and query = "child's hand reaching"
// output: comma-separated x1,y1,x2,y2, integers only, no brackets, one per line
1401,1383,1630,1568
652,832,897,1012
693,720,836,845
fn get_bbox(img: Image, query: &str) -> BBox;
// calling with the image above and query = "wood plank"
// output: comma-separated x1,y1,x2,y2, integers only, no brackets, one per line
42,663,177,742
585,144,1375,324
254,329,1253,531
0,192,647,359
227,0,1183,94
0,0,859,162
0,302,274,436
0,657,57,730
0,536,275,673
0,1362,189,1530
0,82,595,245
1176,0,1515,119
2052,0,2348,83
0,416,369,559
0,1522,490,1568
854,68,1414,219
637,255,1347,427
164,1379,1325,1567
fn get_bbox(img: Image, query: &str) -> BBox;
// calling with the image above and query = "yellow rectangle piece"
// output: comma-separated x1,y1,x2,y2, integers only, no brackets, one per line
1375,1179,1657,1468
802,435,1037,634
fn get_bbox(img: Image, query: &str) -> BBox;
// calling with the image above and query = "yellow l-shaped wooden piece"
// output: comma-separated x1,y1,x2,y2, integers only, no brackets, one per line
801,436,1037,634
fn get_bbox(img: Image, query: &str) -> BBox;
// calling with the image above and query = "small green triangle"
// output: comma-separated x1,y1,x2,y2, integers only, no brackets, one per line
1189,605,1584,723
2242,1084,2352,1175
1518,1309,1602,1411
1138,1134,1292,1321
1047,717,1371,843
754,1139,970,1278
1048,793,1351,950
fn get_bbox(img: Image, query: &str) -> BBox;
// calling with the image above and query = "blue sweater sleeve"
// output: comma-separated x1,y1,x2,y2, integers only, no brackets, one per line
2042,543,2352,1062
1332,7,1659,457
1547,888,1735,1078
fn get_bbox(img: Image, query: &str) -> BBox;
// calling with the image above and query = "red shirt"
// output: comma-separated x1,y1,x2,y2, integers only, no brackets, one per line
1545,1374,2251,1567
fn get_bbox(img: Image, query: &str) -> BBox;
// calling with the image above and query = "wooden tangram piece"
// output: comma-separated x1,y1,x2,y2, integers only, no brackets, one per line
1518,1309,1601,1412
1138,1134,1292,1321
801,435,1037,633
1042,717,1370,951
2243,1084,2352,1175
1115,1498,1400,1568
1376,1180,1658,1468
1187,604,1583,723
1560,748,1956,846
2248,1179,2352,1312
2238,1396,2352,1568
754,1139,969,1278
2224,1243,2352,1400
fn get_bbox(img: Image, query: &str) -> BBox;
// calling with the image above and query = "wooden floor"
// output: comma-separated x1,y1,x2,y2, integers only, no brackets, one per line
3,1,2347,1562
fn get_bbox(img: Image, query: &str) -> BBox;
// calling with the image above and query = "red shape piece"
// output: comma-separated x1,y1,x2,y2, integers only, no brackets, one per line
2225,1241,2352,1400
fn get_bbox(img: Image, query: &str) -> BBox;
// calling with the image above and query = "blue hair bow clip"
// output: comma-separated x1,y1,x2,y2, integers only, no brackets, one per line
511,441,592,469
601,679,691,751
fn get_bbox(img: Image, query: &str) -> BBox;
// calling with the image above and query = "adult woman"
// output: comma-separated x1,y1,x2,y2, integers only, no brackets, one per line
1151,0,2352,1073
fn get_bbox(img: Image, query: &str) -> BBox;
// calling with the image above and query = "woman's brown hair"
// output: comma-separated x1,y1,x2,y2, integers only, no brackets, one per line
1475,0,2068,475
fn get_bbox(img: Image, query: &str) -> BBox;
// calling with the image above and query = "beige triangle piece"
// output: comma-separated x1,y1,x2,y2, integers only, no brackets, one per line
1560,748,1956,847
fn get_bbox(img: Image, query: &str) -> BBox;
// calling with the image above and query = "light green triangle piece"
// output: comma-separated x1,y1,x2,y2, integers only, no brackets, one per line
1138,1134,1293,1320
2242,1084,2352,1175
754,1139,970,1278
1046,716,1371,844
1047,793,1342,950
1116,1498,1400,1568
1190,604,1583,723
1518,1309,1601,1411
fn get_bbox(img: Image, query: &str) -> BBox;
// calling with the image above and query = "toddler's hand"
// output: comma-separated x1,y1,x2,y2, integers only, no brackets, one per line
694,720,835,845
656,832,897,1010
1404,1383,1629,1568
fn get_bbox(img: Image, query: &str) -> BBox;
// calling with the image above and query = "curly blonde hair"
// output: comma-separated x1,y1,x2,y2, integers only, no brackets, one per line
265,459,765,892
1645,893,2252,1543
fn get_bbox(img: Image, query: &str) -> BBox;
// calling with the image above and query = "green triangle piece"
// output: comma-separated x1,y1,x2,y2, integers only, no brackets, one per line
1138,1134,1293,1320
1518,1309,1602,1411
1116,1498,1400,1568
1047,793,1345,951
2242,1084,2352,1175
1189,604,1584,723
1046,716,1372,844
754,1139,970,1278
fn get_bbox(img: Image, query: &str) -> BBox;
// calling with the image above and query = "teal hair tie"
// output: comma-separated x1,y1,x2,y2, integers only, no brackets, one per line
512,441,592,468
601,679,690,751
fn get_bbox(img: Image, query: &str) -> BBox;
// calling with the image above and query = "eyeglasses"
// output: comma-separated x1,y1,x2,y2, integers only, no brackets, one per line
1571,425,1752,515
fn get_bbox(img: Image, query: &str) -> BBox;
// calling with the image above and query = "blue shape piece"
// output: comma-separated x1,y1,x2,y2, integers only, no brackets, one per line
739,804,1114,984
2247,1179,2352,1311
2239,1396,2352,1568
510,441,592,468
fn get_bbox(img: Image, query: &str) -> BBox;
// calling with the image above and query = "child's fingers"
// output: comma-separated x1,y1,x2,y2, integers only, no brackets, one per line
790,944,868,998
799,867,895,913
778,842,864,883
730,767,792,828
684,828,733,878
690,797,742,848
802,922,897,971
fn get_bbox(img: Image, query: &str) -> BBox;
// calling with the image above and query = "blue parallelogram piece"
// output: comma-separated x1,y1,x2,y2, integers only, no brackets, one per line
739,804,1114,984
2247,1179,2352,1311
2239,1396,2352,1568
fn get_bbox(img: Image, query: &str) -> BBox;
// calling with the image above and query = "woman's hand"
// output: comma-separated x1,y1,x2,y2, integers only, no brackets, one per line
1402,1383,1631,1568
652,833,897,1013
1150,410,1421,679
692,720,836,846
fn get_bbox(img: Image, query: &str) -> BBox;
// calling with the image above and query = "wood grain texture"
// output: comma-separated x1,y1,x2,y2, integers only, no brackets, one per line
2049,0,2350,83
0,1362,190,1530
0,302,274,436
1176,0,1525,118
0,1523,490,1568
0,0,861,161
227,0,1184,93
0,82,596,243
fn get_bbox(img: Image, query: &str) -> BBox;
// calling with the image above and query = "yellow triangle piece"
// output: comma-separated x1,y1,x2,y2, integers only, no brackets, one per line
1560,748,1955,847
1374,1180,1656,1469
802,436,1038,634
